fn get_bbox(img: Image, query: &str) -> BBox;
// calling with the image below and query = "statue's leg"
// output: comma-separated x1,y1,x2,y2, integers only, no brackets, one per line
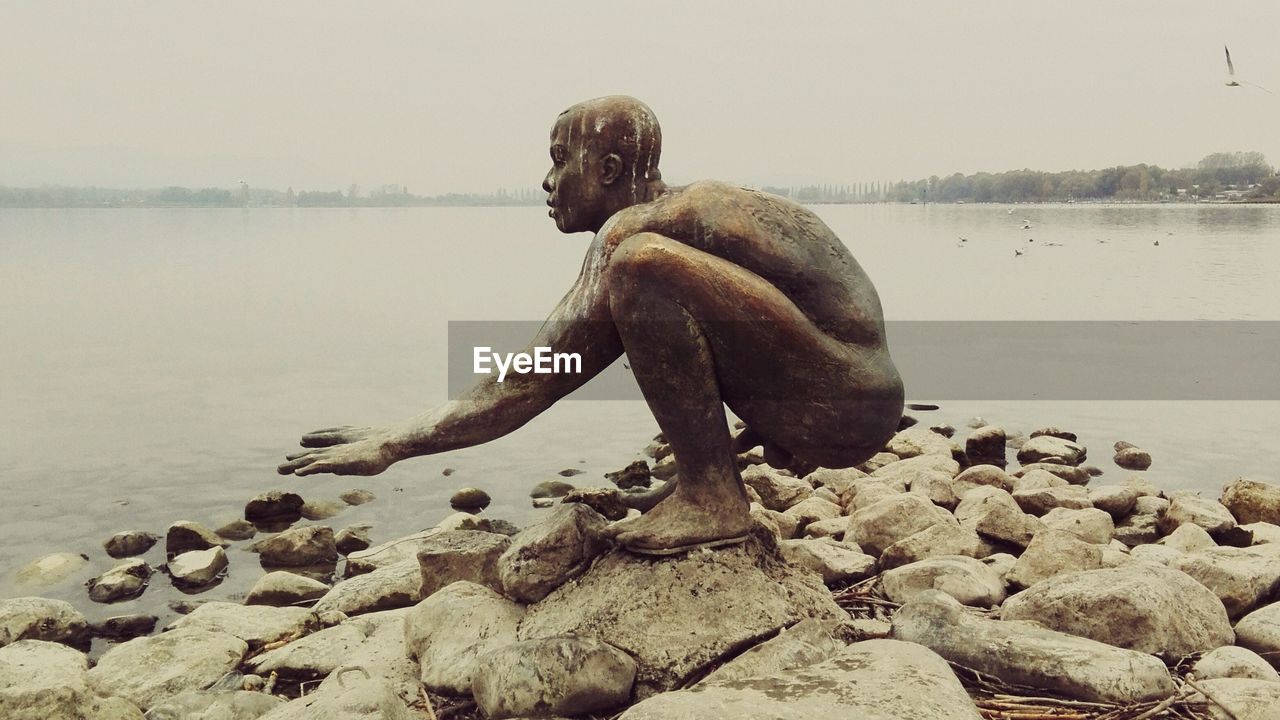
604,233,901,554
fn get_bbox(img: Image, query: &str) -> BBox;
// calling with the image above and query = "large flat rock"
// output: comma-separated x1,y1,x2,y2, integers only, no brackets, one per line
618,639,981,720
517,535,843,699
86,627,247,712
893,590,1175,704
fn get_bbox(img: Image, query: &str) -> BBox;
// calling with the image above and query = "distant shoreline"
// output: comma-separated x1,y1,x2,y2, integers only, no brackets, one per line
2,198,1276,209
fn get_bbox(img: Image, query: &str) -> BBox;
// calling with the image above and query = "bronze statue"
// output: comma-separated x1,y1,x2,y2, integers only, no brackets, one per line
279,96,903,554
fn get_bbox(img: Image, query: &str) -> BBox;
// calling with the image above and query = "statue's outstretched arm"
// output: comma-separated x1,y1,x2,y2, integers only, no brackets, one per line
277,273,622,477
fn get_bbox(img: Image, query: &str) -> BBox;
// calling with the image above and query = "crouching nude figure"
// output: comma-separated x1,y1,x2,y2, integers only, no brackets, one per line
279,96,904,555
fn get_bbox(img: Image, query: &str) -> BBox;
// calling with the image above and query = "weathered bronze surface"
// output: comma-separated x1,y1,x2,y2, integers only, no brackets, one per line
280,96,903,553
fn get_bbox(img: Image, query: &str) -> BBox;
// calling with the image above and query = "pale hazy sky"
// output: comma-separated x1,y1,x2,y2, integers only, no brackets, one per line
2,1,1278,194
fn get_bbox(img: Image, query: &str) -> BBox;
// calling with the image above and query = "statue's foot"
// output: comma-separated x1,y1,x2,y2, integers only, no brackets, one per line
610,488,752,556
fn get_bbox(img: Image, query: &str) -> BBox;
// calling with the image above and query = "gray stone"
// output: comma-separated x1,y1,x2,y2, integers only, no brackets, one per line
742,464,812,511
1013,485,1091,516
335,524,372,554
1113,446,1151,470
803,466,867,499
1041,507,1115,544
13,552,88,587
879,522,989,569
417,530,509,598
1173,547,1280,619
1158,522,1218,552
619,639,981,720
300,499,346,520
168,602,317,651
313,559,422,616
449,486,491,509
606,460,652,489
104,531,160,559
1015,463,1091,485
167,547,228,588
1031,427,1078,442
91,614,158,641
518,536,843,699
779,538,877,585
1222,478,1280,526
247,622,368,680
780,496,843,534
1192,646,1280,682
87,558,151,603
1013,468,1069,491
952,464,1015,495
972,501,1046,548
253,526,337,567
145,690,284,720
87,627,247,711
214,520,257,541
498,503,609,603
245,571,330,606
1134,494,1170,514
965,425,1007,466
245,490,305,523
697,618,842,686
857,451,899,473
893,590,1174,703
472,637,637,719
882,555,1005,607
166,521,230,556
1186,678,1280,720
340,488,376,505
848,493,956,557
0,597,90,648
404,581,524,694
887,425,957,459
1235,601,1280,667
802,516,847,539
1017,435,1086,466
1245,522,1280,545
909,470,961,509
1159,492,1237,536
846,478,903,510
1114,512,1161,547
1006,529,1104,589
1002,563,1234,656
345,528,443,575
1130,544,1183,565
256,677,415,720
872,453,961,487
0,640,145,720
1088,484,1141,518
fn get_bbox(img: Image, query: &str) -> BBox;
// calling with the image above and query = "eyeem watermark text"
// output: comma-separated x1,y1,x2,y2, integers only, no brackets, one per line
473,346,583,382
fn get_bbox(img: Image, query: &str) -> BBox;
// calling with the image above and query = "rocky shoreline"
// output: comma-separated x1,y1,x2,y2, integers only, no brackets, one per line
4,418,1280,719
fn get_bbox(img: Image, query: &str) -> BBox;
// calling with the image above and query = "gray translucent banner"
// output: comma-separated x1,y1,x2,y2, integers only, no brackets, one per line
448,321,1280,401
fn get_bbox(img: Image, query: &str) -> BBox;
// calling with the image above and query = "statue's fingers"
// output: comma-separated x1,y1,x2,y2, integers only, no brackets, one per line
277,454,319,475
301,432,349,448
285,449,322,461
295,460,336,477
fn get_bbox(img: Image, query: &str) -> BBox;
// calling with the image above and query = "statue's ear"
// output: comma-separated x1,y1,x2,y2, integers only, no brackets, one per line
600,153,623,185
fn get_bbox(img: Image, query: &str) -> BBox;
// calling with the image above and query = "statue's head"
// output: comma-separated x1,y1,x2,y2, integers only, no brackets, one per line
543,95,663,234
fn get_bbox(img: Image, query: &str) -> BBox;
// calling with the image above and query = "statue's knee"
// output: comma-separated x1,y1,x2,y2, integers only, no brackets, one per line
605,233,680,297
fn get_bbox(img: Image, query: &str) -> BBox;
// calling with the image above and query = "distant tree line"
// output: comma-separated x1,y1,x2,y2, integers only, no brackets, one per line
879,152,1278,204
3,152,1276,207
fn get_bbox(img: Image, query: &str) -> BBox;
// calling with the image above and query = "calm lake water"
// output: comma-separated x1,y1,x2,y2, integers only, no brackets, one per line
3,202,1279,631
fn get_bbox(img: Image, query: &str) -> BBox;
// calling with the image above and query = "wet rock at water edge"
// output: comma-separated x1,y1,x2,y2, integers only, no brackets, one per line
87,558,152,603
168,547,228,589
1113,442,1152,471
90,614,158,641
418,530,510,598
0,597,90,649
244,490,305,524
606,460,652,489
214,519,257,541
245,571,330,606
450,487,491,510
252,525,338,567
559,467,586,477
103,530,160,559
531,479,576,499
561,486,629,520
300,499,346,520
335,524,372,554
339,488,376,505
965,425,1007,467
164,521,229,557
1221,477,1280,526
14,552,89,588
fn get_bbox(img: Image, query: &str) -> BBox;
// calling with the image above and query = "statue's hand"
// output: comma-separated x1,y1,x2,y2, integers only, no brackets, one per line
277,427,392,476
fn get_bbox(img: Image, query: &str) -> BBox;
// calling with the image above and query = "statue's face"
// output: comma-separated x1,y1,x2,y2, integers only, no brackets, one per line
542,110,610,234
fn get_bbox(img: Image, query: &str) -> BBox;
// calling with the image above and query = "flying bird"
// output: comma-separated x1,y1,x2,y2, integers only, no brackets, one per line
1224,45,1273,93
